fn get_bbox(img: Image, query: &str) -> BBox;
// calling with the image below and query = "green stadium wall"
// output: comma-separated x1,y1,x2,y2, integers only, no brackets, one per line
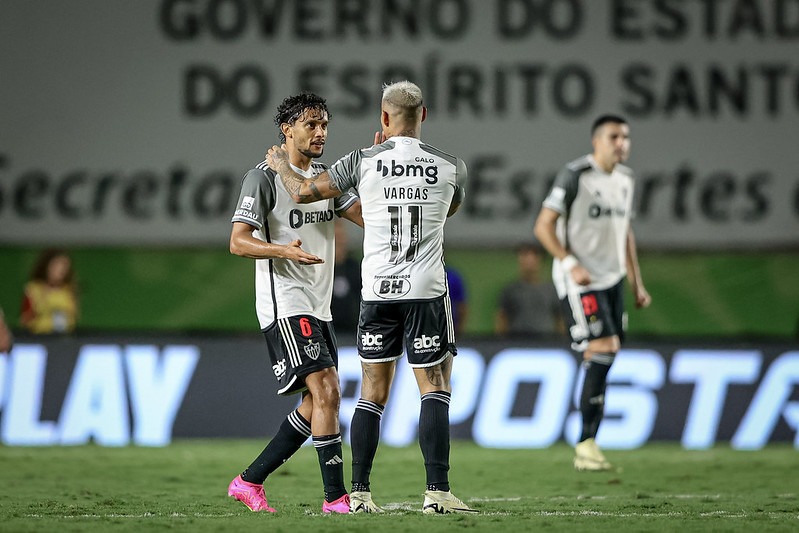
1,247,797,339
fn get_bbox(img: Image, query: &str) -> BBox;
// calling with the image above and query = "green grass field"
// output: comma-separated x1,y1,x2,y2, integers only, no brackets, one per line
1,441,796,532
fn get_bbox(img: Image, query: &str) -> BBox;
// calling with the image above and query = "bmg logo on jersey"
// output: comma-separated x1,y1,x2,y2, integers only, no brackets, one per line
360,331,383,350
289,208,334,228
377,159,438,184
373,278,412,299
413,334,440,352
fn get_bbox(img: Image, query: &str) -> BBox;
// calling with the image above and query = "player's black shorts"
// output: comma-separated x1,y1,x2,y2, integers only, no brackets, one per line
560,279,627,352
357,295,456,367
262,315,338,395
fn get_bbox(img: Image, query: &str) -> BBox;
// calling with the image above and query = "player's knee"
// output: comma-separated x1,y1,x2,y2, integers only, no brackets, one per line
586,336,620,357
416,363,452,394
314,385,341,412
360,382,390,405
307,369,341,403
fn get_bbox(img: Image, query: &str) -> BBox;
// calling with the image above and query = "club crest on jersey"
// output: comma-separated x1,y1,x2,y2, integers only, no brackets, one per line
304,340,321,360
373,277,412,299
589,318,604,337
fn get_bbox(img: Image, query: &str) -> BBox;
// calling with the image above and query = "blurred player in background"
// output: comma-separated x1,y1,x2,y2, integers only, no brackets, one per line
227,93,362,514
494,242,562,338
267,80,476,515
534,114,651,472
331,218,361,337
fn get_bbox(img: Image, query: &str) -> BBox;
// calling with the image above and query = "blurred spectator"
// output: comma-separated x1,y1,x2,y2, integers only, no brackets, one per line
331,219,361,336
446,265,468,336
20,249,79,334
0,306,13,353
495,243,562,337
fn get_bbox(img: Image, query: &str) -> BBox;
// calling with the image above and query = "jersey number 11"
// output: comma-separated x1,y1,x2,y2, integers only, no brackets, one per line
388,204,421,264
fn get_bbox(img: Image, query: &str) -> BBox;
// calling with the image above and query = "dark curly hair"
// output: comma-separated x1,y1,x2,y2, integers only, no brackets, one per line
274,93,330,144
29,248,75,285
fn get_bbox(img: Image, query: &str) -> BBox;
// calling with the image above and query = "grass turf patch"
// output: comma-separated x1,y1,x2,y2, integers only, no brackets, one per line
1,441,796,532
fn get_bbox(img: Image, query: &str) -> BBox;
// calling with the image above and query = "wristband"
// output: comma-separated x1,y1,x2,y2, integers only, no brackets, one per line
560,254,578,272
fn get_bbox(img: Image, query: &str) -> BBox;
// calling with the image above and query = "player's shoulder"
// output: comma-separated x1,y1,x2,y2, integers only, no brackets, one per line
252,160,277,178
419,141,460,166
564,154,593,175
311,161,329,175
242,161,278,190
614,162,635,179
360,140,395,159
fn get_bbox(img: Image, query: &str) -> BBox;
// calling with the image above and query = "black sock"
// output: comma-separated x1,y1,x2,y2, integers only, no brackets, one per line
241,409,310,484
419,391,451,492
350,399,384,493
579,353,614,442
313,433,347,502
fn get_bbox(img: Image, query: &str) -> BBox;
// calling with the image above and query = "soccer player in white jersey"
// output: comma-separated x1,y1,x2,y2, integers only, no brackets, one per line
266,81,477,515
534,114,651,472
227,93,362,514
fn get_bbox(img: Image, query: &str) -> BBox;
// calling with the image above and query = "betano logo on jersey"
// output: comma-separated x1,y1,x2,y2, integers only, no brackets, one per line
373,277,412,299
377,158,438,184
289,208,334,229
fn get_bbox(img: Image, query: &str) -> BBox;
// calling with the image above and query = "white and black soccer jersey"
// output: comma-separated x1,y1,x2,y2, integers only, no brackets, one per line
231,160,358,329
543,154,635,298
326,137,466,303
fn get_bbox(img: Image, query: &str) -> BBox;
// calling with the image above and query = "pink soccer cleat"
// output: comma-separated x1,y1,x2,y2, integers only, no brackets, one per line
228,475,276,512
322,493,351,514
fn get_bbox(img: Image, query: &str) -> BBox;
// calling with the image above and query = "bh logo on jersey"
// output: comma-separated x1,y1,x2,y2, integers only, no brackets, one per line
360,332,383,351
373,278,412,299
413,335,440,353
377,159,438,184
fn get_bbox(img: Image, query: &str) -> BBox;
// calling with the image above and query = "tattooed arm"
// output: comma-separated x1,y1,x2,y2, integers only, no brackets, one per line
266,145,341,203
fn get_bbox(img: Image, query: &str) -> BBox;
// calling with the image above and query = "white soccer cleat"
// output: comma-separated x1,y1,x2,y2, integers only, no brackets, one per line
422,490,478,514
574,438,613,471
349,491,384,513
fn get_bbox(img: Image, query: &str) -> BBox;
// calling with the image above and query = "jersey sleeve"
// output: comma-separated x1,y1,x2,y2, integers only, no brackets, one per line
231,168,277,228
334,189,359,215
453,157,467,205
542,165,580,216
327,149,362,192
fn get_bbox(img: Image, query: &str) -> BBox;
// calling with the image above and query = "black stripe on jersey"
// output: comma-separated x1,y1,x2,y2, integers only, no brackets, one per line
559,156,592,253
565,155,592,174
254,165,279,324
419,142,457,166
361,142,394,158
334,193,359,216
262,216,280,323
311,161,329,174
